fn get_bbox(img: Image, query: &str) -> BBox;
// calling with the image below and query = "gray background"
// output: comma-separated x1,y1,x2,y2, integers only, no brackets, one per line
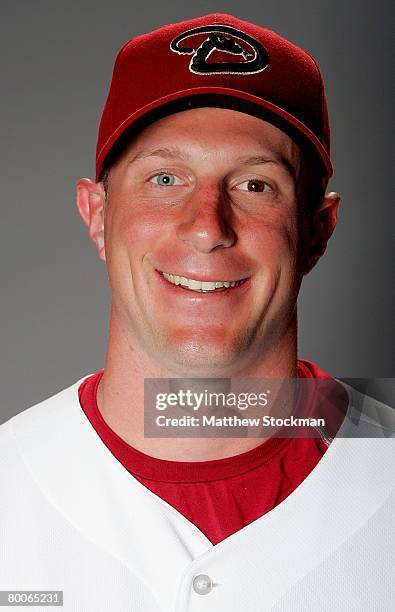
1,0,393,423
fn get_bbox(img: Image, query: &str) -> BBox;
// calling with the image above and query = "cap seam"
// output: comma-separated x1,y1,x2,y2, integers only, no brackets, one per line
305,50,327,148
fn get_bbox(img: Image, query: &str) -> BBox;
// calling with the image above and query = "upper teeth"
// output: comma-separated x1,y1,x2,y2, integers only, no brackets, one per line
161,272,241,292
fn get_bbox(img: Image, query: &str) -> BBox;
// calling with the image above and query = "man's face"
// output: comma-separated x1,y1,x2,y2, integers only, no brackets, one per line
101,107,306,374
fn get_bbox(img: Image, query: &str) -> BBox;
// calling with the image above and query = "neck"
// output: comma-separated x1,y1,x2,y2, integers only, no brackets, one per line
97,307,299,461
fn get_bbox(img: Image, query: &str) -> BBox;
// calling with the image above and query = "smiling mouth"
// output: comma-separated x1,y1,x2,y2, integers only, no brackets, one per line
158,271,248,293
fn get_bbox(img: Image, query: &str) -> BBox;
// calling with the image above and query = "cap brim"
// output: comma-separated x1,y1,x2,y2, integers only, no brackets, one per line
96,86,333,181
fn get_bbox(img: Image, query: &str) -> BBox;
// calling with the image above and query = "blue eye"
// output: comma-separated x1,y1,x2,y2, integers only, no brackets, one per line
150,173,177,186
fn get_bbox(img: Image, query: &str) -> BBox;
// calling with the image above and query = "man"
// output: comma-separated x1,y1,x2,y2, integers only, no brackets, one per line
0,13,393,612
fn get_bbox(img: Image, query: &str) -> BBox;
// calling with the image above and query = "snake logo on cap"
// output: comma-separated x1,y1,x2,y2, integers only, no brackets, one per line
170,25,269,75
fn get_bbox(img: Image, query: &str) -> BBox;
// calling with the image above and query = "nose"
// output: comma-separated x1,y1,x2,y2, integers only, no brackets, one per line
176,186,236,253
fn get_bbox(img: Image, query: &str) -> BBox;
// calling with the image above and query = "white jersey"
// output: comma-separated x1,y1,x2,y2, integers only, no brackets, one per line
0,376,394,611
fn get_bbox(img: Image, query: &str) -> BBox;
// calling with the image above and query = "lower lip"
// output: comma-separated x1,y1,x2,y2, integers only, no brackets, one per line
155,270,251,299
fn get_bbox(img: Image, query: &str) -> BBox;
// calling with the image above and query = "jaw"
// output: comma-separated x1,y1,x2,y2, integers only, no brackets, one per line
130,307,272,376
109,256,300,376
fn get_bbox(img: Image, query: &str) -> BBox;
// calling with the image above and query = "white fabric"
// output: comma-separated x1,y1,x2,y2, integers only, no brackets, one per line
0,377,394,611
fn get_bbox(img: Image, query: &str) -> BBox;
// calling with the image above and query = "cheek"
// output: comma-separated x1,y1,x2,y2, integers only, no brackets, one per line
243,214,299,264
105,198,169,262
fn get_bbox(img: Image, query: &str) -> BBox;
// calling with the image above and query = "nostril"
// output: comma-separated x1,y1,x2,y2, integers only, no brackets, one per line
176,215,236,252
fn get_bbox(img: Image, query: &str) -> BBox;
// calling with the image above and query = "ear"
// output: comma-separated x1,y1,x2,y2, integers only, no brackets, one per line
303,191,341,275
76,178,106,261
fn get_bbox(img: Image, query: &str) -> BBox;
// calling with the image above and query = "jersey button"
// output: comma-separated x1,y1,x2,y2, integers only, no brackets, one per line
192,574,213,595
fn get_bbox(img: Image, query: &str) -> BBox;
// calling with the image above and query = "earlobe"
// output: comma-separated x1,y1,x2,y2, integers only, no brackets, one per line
76,178,106,261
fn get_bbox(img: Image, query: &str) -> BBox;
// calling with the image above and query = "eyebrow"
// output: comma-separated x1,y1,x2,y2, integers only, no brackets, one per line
128,147,190,164
128,147,297,181
237,154,297,181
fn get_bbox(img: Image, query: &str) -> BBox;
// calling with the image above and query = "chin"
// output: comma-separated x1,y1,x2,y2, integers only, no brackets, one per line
152,329,252,376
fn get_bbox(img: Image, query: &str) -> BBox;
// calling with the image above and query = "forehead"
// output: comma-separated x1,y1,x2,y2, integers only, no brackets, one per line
114,107,302,173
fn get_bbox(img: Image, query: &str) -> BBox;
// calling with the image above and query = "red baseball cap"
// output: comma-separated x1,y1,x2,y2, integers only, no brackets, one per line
96,13,332,181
